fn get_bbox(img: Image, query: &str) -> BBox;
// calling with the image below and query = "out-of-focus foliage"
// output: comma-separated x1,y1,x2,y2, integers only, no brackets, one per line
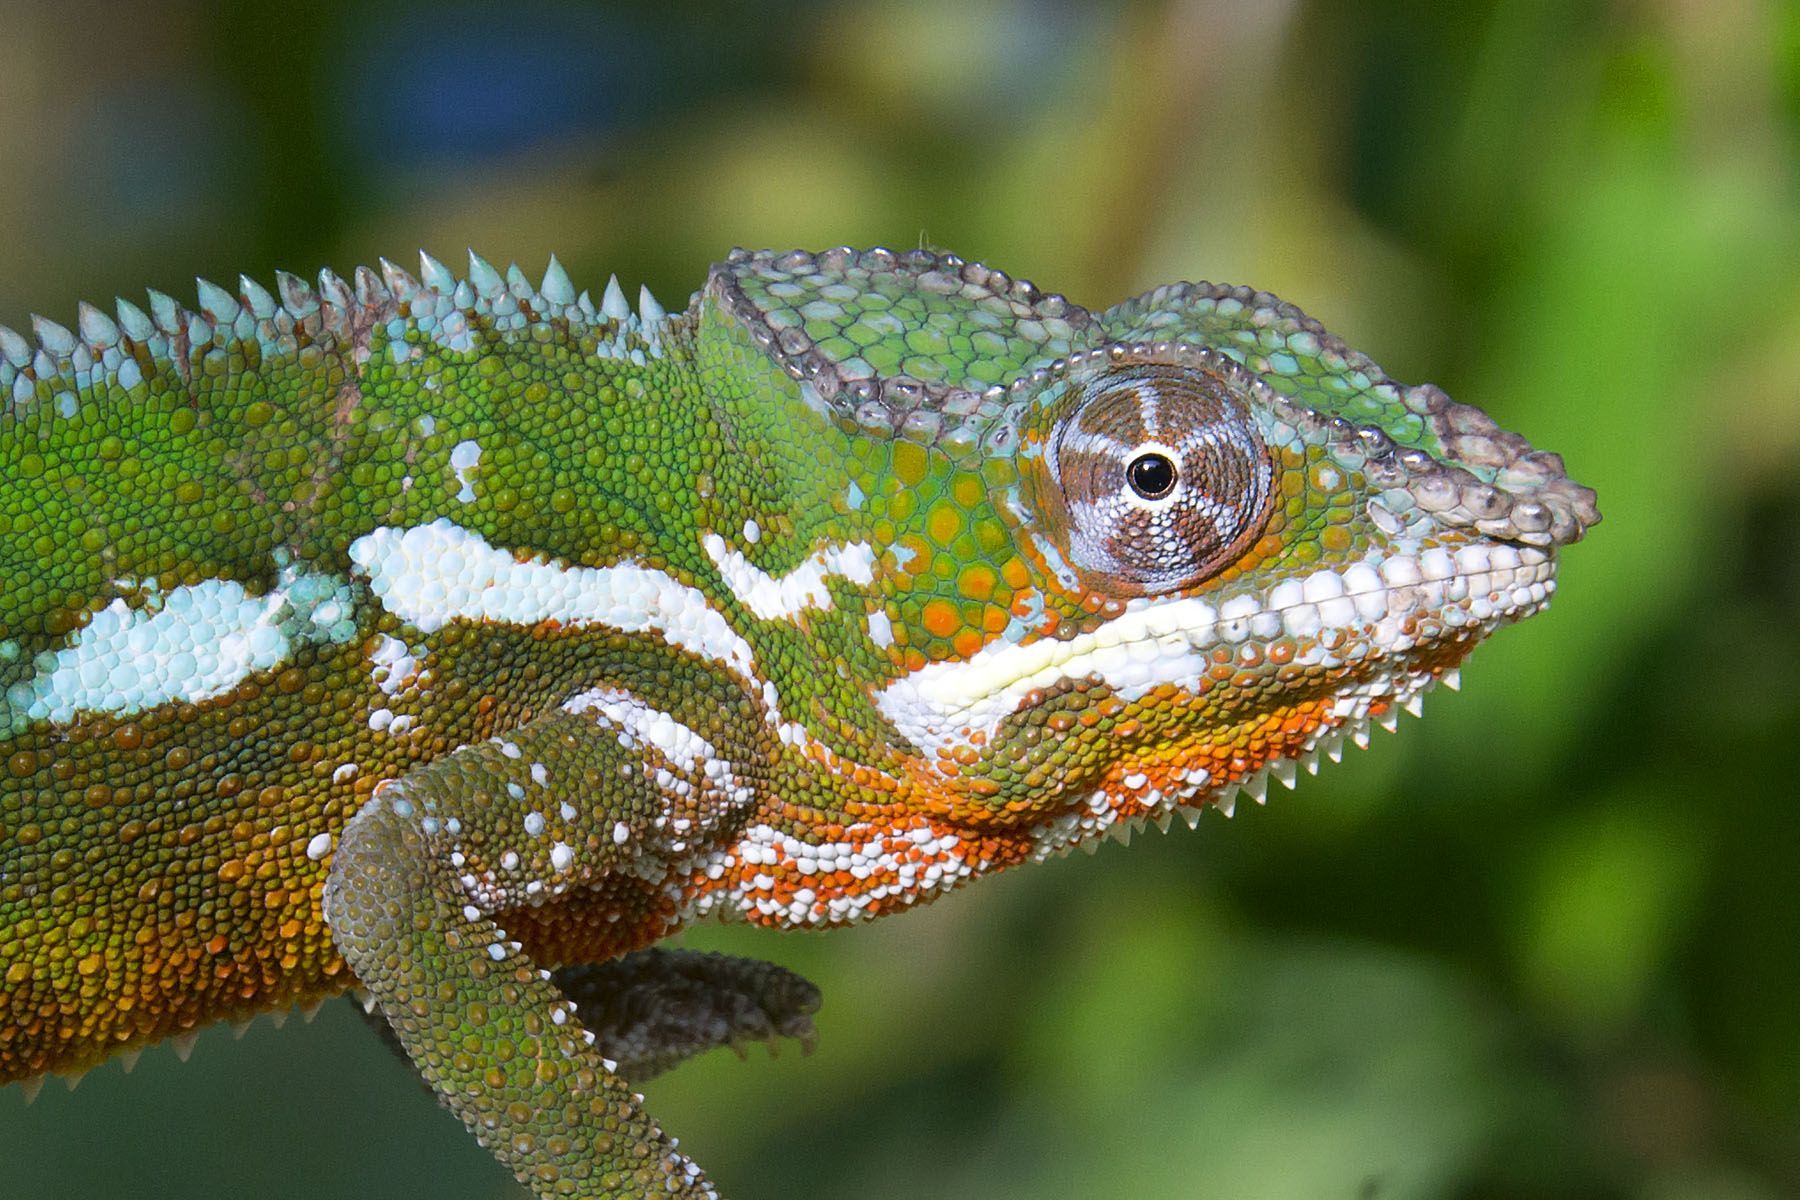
1,1,1795,1196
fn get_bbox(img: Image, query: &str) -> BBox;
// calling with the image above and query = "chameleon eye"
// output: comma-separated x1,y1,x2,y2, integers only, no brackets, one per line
1048,363,1275,594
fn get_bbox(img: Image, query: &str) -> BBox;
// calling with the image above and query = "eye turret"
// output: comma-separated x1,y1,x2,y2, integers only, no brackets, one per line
1047,362,1274,594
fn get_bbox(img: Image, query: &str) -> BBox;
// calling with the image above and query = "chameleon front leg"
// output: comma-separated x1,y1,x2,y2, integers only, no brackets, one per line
324,699,756,1199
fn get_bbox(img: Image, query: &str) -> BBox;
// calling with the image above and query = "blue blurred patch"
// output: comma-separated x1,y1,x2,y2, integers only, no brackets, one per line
335,3,698,163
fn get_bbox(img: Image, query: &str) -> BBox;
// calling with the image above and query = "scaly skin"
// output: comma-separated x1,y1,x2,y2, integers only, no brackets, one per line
0,246,1598,1196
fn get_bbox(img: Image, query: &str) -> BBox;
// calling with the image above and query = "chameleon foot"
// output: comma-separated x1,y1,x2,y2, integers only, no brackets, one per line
554,949,821,1081
355,948,821,1087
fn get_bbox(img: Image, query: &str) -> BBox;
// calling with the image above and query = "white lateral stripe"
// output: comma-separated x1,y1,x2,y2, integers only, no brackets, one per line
876,543,1553,757
349,520,778,718
563,687,715,770
701,533,876,621
563,685,755,821
4,567,355,726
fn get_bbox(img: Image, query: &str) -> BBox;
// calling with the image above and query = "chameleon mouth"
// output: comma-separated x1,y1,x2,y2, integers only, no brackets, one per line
876,539,1557,761
1020,660,1454,863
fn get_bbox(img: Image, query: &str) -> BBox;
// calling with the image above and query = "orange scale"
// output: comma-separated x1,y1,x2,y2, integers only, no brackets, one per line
951,628,985,659
1281,711,1323,737
920,599,961,639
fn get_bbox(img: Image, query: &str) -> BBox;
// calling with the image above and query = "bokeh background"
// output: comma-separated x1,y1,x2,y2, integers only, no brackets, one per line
1,1,1796,1197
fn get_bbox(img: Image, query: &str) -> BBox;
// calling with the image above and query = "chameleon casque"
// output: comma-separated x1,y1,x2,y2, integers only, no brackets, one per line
0,245,1598,1196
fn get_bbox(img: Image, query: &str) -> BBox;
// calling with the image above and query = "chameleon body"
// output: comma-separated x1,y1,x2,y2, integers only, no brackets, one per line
0,246,1597,1196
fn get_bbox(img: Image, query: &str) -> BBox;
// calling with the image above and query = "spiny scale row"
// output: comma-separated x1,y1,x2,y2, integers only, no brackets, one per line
0,252,676,411
1054,672,1450,861
13,992,341,1104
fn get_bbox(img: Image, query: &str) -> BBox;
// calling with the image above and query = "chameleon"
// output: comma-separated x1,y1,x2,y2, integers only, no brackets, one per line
0,244,1598,1197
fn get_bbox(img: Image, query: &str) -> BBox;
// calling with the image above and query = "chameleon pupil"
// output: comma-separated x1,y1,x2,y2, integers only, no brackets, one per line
1128,452,1177,499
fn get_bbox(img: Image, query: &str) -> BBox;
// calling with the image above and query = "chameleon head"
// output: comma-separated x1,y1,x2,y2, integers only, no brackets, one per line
709,249,1599,851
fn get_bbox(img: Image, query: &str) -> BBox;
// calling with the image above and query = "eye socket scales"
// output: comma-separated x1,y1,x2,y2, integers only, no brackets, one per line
1047,362,1275,594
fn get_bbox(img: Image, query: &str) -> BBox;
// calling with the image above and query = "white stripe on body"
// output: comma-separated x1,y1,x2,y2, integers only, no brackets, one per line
700,533,875,621
4,564,356,727
348,519,784,720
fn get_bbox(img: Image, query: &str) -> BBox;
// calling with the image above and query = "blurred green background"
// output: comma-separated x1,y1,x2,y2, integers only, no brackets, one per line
1,0,1796,1197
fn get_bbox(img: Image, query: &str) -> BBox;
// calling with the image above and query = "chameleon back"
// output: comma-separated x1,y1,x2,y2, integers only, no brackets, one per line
0,260,724,1079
